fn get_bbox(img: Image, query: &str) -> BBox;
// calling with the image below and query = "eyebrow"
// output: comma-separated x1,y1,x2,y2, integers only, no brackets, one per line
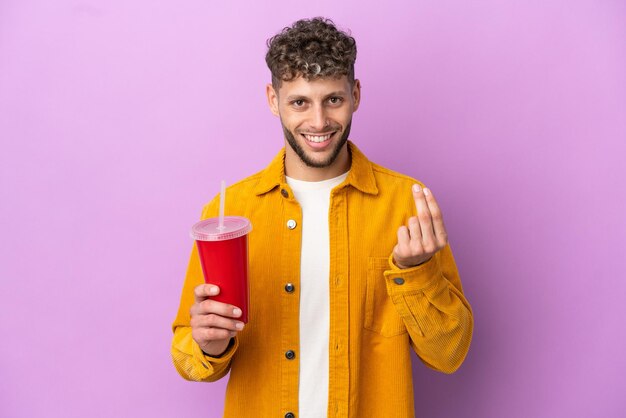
285,91,348,101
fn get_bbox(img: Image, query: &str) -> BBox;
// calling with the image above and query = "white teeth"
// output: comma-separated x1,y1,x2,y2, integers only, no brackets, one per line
304,133,332,143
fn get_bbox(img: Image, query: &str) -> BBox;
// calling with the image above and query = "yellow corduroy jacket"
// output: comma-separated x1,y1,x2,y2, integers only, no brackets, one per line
171,141,473,418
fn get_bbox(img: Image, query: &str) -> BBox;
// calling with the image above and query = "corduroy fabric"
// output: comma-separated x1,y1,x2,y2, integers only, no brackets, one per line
171,141,473,418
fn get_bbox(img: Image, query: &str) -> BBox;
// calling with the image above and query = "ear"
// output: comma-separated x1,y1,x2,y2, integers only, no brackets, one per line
266,83,280,116
352,79,361,112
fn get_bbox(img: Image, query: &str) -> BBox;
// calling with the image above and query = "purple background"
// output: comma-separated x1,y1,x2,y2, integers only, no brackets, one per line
1,1,625,417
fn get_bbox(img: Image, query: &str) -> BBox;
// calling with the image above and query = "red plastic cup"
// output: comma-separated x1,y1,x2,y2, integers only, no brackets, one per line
190,216,253,323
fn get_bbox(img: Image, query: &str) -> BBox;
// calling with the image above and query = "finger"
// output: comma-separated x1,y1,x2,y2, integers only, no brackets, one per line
407,216,424,254
192,313,245,331
412,184,435,247
396,225,411,254
196,299,243,318
195,327,236,342
193,284,220,303
423,187,448,248
407,216,422,241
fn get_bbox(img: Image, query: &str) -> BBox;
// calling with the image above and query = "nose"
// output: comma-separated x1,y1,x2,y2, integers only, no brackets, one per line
309,103,328,132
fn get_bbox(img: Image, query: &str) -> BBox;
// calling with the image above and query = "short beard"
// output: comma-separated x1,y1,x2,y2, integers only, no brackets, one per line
282,120,352,168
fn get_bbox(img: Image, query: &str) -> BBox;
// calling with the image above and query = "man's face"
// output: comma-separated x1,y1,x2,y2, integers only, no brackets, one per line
267,75,361,169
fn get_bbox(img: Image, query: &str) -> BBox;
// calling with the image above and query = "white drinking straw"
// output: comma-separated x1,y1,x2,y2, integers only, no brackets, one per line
218,180,226,230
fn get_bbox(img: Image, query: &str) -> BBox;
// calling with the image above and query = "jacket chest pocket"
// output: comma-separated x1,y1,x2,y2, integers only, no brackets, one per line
364,257,407,337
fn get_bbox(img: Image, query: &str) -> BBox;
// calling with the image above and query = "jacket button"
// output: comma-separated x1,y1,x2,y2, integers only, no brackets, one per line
287,219,297,229
285,413,295,418
285,350,295,360
393,277,405,285
285,283,295,293
281,188,289,198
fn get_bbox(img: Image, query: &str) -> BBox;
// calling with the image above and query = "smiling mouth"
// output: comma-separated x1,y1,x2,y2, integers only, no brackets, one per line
301,131,337,143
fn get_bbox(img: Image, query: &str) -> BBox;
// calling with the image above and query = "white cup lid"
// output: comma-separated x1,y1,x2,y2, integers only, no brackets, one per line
190,216,252,241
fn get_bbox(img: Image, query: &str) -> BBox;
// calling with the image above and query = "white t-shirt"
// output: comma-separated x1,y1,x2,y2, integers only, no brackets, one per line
286,171,349,418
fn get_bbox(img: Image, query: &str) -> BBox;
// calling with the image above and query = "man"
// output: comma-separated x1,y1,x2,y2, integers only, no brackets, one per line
172,17,473,418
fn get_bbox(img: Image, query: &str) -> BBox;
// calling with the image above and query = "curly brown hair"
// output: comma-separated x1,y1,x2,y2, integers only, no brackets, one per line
265,17,357,91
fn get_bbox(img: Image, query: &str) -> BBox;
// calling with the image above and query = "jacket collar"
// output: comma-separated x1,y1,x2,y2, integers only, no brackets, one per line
254,140,379,196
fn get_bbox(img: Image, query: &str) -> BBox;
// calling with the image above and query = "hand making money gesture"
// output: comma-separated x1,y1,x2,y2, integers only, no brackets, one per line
393,184,448,269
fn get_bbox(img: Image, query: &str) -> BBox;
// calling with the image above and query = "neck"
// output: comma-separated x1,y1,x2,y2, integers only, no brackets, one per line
284,142,351,181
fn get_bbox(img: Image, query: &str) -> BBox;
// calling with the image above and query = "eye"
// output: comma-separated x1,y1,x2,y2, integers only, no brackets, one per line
328,97,343,105
292,99,305,107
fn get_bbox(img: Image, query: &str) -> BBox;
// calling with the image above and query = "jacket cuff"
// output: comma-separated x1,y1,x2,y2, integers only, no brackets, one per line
192,336,239,370
384,253,442,293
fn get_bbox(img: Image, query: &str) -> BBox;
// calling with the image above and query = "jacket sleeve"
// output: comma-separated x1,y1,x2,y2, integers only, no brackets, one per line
384,243,473,373
170,196,239,382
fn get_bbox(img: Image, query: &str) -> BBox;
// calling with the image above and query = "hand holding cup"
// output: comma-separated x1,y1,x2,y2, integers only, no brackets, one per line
190,284,245,357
